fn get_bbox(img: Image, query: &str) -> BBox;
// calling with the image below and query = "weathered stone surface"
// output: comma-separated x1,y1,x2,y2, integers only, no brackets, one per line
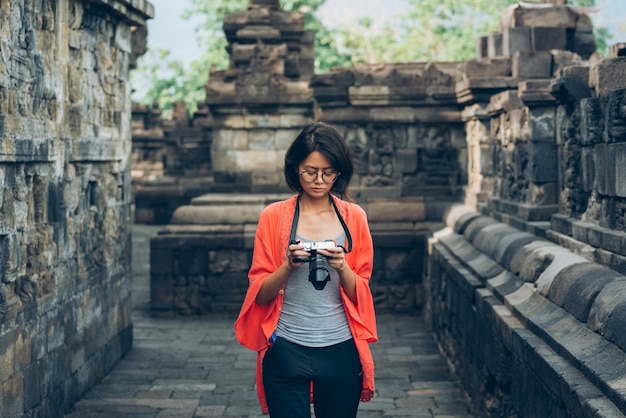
488,32,503,58
589,57,626,97
512,51,553,79
0,1,152,417
501,4,579,28
609,42,626,58
429,210,626,417
549,262,620,322
460,58,512,79
503,27,532,57
532,27,568,51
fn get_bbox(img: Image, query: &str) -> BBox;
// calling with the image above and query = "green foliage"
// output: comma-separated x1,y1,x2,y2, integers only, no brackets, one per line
336,0,605,63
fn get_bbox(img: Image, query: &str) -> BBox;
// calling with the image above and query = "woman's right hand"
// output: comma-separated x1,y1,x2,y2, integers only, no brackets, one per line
287,242,308,269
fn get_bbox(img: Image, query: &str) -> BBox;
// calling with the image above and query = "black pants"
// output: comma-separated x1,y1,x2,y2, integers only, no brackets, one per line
262,337,363,418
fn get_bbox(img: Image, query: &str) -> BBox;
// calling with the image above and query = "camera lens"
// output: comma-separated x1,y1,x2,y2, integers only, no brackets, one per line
308,251,330,290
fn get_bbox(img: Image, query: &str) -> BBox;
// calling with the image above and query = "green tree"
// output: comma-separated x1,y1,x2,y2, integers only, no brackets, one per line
336,0,606,64
131,0,349,116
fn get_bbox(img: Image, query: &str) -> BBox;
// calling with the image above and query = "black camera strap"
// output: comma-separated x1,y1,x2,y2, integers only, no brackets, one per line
288,194,353,253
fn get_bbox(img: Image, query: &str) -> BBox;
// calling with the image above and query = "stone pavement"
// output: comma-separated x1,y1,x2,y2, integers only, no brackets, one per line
64,224,475,418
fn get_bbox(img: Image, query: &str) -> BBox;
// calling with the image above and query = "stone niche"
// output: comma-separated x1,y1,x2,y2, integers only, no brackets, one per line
0,1,153,417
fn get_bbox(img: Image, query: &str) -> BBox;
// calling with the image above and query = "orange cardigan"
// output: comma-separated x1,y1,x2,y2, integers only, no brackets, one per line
234,194,378,414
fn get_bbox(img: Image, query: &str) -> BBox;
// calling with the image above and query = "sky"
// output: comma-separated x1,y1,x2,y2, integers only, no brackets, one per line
144,0,626,66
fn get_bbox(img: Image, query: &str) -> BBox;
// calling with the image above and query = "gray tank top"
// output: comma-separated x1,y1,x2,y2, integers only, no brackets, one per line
275,232,353,347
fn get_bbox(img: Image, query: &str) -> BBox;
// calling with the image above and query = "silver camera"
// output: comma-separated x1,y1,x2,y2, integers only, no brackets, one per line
301,240,336,251
291,240,336,290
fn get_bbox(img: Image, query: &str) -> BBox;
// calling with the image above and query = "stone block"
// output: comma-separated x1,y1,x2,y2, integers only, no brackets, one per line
528,142,557,183
396,149,417,173
278,115,312,129
606,90,626,143
512,51,553,79
519,79,556,105
150,275,174,311
24,364,41,410
497,234,540,271
231,43,256,64
212,129,248,150
527,183,558,206
585,225,602,248
2,372,23,417
595,144,615,196
488,33,503,58
573,30,596,60
366,199,425,222
536,243,590,296
527,107,555,141
614,143,626,198
244,115,280,129
487,90,522,114
479,144,494,175
588,280,626,352
549,262,618,322
247,129,275,150
236,26,281,40
552,51,584,75
477,36,488,59
571,220,593,243
506,5,577,28
580,146,595,192
601,229,624,254
250,171,281,187
171,204,265,225
459,57,511,79
589,57,626,97
274,128,300,149
503,27,531,57
579,97,603,146
235,150,280,171
532,27,568,52
609,251,626,275
609,43,626,58
0,331,16,384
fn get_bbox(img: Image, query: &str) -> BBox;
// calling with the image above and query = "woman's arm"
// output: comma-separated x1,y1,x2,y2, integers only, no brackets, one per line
254,254,299,305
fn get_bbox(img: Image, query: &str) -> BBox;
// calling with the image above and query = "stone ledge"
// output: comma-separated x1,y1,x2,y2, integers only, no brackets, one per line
551,213,626,260
86,0,154,25
429,210,626,415
445,209,626,347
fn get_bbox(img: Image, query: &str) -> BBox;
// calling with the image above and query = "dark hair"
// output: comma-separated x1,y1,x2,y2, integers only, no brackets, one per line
284,122,354,199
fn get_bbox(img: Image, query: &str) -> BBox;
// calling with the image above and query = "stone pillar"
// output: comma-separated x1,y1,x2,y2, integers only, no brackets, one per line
206,1,315,193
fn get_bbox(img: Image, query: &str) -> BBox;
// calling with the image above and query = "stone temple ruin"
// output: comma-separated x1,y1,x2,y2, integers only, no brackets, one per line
133,0,626,416
2,0,626,416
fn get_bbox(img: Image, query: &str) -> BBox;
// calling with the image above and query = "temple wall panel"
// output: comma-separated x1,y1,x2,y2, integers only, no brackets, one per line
0,1,152,416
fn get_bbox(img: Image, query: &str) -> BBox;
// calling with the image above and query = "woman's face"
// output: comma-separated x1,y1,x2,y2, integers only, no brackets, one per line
297,151,338,199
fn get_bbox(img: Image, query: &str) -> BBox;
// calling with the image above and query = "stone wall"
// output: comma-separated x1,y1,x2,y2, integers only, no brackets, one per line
0,1,152,417
428,206,626,417
425,3,626,416
138,2,626,413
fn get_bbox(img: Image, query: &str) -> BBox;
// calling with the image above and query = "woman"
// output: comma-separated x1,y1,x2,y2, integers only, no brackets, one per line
234,122,378,417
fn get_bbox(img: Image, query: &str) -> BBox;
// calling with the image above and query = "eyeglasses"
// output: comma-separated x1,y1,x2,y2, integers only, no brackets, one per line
299,170,340,184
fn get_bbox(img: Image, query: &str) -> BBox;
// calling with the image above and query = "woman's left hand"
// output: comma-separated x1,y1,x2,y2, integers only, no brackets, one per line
319,247,348,272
